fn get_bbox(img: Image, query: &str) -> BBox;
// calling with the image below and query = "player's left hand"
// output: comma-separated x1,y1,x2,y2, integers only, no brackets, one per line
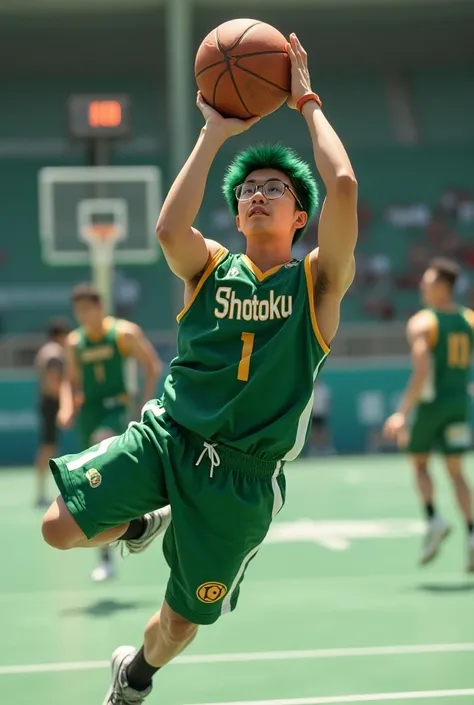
196,91,260,139
382,412,406,442
286,34,312,110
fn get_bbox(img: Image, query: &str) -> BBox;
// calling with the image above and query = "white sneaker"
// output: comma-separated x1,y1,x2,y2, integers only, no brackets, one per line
91,560,116,582
419,517,451,566
467,533,474,573
123,505,172,556
102,646,152,705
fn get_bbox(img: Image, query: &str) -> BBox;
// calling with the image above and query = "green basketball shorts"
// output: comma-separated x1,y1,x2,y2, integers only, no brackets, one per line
78,403,129,447
50,400,286,624
408,400,471,456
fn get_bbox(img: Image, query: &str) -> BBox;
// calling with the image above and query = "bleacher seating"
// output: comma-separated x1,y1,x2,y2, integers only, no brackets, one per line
0,69,473,335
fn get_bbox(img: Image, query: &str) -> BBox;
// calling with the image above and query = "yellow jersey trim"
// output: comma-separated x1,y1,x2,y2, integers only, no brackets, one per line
81,317,129,357
304,255,330,354
421,310,438,348
176,247,228,323
116,324,132,357
462,307,474,333
81,316,115,343
241,255,283,282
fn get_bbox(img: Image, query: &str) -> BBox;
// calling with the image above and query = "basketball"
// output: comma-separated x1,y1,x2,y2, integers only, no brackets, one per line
195,19,291,119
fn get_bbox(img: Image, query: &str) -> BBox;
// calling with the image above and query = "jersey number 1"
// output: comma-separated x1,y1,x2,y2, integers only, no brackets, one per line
237,332,255,382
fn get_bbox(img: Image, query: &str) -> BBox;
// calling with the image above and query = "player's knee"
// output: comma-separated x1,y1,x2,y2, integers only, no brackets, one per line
445,456,463,478
41,500,81,550
157,605,198,645
446,467,464,485
41,516,75,550
413,459,429,475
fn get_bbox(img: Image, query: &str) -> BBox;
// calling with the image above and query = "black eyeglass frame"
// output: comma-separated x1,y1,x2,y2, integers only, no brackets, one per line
233,178,305,211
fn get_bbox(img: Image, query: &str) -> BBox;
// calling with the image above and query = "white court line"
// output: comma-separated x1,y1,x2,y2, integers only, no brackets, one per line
1,642,474,676
182,691,474,705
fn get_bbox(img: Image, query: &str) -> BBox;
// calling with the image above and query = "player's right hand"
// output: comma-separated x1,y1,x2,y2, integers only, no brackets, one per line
196,92,260,138
382,412,406,442
57,408,74,430
286,33,313,110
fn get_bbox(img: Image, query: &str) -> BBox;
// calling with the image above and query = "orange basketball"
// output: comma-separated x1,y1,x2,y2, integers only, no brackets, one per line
195,18,291,119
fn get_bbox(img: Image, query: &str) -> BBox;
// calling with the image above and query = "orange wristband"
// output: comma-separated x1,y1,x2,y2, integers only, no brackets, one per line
297,92,322,113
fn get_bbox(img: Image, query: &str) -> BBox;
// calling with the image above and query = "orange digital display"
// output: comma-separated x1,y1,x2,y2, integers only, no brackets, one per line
88,100,123,129
68,94,131,138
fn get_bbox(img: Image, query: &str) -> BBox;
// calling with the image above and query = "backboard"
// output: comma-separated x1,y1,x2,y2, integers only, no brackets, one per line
38,165,161,266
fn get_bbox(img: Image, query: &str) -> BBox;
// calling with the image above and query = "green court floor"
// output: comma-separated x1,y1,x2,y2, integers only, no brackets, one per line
1,455,474,705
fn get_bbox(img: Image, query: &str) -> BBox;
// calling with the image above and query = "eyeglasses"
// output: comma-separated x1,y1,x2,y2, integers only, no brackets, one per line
234,179,304,210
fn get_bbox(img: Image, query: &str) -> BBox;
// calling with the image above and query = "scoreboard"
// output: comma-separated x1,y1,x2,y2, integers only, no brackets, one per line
68,94,131,138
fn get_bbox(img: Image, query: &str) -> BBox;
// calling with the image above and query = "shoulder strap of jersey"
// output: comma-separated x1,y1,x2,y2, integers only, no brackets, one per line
412,309,438,348
303,254,330,355
461,307,474,334
176,247,229,323
114,319,134,358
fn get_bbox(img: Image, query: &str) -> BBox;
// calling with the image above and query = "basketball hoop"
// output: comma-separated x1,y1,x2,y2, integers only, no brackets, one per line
80,222,124,264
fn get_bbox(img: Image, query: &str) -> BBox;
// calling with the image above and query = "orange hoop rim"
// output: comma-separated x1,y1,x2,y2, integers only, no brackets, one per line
82,223,121,244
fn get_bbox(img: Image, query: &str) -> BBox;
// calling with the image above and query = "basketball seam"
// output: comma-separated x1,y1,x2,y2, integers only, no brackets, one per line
210,22,284,117
214,27,222,53
215,24,254,117
234,64,289,93
212,67,232,111
227,65,252,117
230,50,288,59
195,58,226,79
216,21,262,53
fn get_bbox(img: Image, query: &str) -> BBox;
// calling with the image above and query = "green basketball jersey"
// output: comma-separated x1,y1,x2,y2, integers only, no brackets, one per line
162,248,330,461
420,307,474,404
74,317,129,407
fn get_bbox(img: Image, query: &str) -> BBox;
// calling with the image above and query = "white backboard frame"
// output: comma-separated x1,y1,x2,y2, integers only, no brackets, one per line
38,165,161,266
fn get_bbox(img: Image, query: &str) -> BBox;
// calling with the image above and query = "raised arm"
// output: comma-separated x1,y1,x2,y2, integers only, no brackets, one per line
305,104,357,292
156,94,259,283
286,34,358,342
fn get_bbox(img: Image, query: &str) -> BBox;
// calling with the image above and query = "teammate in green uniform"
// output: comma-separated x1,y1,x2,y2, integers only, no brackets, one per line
58,283,163,582
384,258,474,570
41,35,358,704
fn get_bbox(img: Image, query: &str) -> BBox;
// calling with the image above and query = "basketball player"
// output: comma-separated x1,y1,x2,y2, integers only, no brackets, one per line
34,317,70,507
384,258,474,571
41,34,358,704
58,283,163,582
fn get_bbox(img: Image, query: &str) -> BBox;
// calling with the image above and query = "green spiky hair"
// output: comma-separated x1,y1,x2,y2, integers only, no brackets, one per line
222,143,319,243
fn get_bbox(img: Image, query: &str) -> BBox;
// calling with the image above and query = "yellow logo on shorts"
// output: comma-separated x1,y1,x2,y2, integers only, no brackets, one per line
85,468,102,488
196,582,227,603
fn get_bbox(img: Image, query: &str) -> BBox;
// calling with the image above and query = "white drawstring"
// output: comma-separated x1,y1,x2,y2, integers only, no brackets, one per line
195,442,221,478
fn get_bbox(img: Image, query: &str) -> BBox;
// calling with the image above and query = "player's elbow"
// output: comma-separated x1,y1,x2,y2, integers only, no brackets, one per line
156,223,173,245
319,255,356,298
333,172,358,197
